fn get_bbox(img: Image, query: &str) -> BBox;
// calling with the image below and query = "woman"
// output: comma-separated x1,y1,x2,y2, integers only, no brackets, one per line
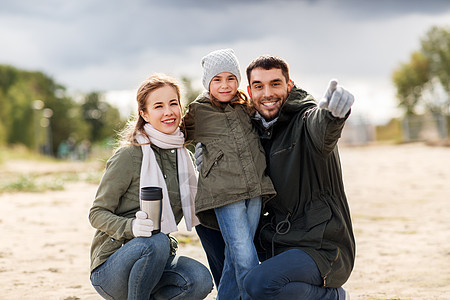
89,73,213,300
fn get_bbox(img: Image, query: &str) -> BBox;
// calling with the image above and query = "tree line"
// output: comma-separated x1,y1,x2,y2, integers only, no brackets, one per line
0,65,124,157
4,25,446,154
392,25,450,119
0,65,202,158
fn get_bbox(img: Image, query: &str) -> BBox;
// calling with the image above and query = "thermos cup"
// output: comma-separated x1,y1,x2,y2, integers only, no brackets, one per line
140,186,162,234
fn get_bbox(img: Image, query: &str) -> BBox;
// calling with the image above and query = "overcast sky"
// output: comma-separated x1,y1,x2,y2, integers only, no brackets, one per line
1,0,450,124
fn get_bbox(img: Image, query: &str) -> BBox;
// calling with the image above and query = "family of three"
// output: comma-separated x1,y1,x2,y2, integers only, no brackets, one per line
88,49,356,300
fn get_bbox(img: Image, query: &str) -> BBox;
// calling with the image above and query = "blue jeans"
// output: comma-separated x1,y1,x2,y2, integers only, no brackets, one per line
90,233,213,300
214,196,261,300
244,249,341,300
195,224,225,287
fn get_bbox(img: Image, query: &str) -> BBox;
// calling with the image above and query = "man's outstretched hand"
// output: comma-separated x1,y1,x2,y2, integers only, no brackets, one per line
318,79,355,118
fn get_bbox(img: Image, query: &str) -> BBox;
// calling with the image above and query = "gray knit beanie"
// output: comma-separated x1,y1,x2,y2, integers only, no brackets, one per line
201,48,241,90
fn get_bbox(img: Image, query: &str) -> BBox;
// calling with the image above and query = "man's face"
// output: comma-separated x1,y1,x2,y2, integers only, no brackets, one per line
247,67,293,121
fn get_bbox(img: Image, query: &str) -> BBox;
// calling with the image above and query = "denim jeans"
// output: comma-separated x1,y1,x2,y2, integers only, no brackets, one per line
195,224,225,287
90,233,213,300
244,248,341,300
214,196,261,300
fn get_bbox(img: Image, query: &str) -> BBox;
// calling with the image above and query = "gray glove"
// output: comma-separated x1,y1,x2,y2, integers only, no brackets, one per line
318,79,355,118
132,210,153,237
194,142,203,172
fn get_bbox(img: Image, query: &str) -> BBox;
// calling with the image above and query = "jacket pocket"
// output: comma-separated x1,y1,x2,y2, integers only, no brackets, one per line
322,197,349,244
302,199,332,230
98,237,123,262
282,199,332,248
201,148,224,178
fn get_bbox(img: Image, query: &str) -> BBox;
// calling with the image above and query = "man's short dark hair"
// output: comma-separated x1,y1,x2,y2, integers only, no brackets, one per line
246,55,290,84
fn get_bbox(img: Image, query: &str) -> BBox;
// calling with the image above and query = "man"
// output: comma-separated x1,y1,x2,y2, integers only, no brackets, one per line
196,54,355,299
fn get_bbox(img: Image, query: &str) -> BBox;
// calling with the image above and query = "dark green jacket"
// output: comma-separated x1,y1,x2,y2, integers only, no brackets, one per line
184,94,276,230
252,85,355,288
89,145,182,272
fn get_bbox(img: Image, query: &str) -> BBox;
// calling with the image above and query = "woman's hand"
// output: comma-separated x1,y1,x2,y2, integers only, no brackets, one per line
132,210,154,237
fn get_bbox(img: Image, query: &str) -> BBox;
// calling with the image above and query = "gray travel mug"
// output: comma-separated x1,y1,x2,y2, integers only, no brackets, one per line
140,186,162,234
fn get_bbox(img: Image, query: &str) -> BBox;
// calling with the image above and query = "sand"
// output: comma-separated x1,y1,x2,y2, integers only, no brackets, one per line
0,143,449,299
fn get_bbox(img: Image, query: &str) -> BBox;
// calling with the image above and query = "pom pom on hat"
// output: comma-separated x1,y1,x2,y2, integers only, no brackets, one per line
201,49,241,90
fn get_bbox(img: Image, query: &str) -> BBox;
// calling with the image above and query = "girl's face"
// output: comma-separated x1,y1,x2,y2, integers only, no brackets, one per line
209,72,238,103
140,85,181,134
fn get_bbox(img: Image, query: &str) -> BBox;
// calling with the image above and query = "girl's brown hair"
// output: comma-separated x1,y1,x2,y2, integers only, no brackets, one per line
118,73,183,146
210,89,254,115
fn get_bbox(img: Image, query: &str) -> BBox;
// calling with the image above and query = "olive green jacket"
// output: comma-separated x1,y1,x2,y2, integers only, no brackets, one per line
253,85,356,288
184,94,276,230
89,145,182,272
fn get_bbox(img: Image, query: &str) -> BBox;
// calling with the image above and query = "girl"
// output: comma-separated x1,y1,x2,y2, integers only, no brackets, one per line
183,49,276,300
89,74,213,300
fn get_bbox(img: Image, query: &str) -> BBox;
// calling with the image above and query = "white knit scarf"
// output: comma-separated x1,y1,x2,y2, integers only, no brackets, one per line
136,124,199,234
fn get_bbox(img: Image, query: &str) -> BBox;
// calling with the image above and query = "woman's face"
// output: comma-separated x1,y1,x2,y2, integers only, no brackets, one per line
209,72,238,103
140,85,181,134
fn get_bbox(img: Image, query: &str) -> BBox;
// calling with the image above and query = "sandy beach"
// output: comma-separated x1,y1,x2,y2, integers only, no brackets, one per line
1,143,449,299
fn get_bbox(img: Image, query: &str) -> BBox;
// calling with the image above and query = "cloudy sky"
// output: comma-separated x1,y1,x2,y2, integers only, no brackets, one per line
2,0,450,124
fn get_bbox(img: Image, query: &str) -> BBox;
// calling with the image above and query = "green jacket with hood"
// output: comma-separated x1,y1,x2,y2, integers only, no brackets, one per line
184,93,276,230
252,85,356,288
89,145,182,273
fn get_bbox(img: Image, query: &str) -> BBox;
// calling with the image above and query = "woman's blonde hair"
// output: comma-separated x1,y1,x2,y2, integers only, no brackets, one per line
118,73,183,146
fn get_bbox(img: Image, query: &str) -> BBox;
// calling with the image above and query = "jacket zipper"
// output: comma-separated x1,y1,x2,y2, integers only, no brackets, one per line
205,152,224,177
322,248,340,287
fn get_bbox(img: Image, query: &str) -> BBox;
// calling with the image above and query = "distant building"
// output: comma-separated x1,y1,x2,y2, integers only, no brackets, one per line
341,115,376,145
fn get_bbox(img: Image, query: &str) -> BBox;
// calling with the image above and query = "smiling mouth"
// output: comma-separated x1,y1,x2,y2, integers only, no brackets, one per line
261,99,280,107
162,119,176,124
